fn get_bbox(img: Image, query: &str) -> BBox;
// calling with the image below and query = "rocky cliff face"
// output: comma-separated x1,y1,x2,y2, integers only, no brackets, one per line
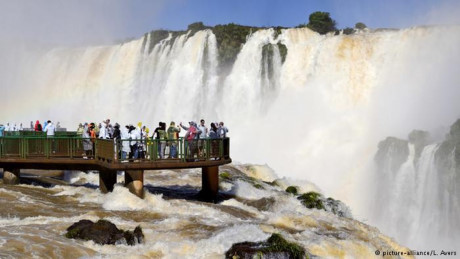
435,119,460,176
373,118,460,248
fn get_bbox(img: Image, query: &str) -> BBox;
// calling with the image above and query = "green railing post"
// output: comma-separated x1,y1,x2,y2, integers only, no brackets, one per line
21,138,25,158
220,139,223,158
68,138,72,158
24,138,28,159
184,139,188,161
153,139,158,161
206,139,210,160
45,138,49,159
95,139,98,160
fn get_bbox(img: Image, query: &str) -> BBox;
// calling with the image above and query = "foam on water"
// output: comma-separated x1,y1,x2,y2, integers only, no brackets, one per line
230,180,274,200
0,164,413,257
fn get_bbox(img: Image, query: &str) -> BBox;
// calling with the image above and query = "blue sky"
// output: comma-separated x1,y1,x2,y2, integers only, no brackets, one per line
1,0,459,45
152,0,454,29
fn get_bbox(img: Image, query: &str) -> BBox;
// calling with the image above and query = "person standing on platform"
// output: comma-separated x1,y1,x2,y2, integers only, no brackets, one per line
34,121,43,132
167,121,181,158
121,125,131,161
154,122,167,159
82,124,92,159
44,120,56,153
180,121,201,161
0,124,5,137
197,119,208,157
76,123,84,136
217,122,229,138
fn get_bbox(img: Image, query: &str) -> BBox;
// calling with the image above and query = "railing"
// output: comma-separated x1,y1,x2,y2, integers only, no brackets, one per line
0,136,94,159
0,136,230,163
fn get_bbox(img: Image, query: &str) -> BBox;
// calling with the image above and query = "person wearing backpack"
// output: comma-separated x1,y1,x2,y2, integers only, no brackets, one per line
180,121,201,161
34,120,43,132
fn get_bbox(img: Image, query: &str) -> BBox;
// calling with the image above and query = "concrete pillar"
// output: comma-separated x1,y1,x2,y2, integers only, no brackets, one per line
2,168,20,185
99,170,117,193
201,166,219,200
125,170,144,198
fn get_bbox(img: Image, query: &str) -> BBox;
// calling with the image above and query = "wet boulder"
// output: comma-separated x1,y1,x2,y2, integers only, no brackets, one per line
285,186,299,195
298,192,325,210
65,219,144,246
225,233,306,259
298,192,352,218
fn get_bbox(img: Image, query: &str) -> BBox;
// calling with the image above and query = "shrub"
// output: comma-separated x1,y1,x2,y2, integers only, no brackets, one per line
355,22,367,30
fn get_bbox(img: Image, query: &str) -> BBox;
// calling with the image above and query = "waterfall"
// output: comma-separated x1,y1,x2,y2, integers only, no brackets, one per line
374,141,460,249
2,25,460,249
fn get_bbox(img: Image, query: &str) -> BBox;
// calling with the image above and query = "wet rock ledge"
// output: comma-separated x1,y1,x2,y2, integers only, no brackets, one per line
225,233,308,259
65,219,144,246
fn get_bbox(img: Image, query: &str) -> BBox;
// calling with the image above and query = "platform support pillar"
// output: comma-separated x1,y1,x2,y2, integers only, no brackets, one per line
99,170,117,193
201,166,219,200
2,168,20,185
125,170,144,198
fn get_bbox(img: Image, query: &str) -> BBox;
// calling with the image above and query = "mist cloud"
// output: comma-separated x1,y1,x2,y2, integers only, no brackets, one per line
0,0,171,47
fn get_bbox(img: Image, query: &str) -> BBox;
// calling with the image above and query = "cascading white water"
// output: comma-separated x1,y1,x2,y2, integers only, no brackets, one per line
2,25,460,250
373,143,460,249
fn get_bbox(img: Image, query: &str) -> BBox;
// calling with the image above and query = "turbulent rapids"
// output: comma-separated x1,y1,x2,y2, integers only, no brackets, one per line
1,24,460,256
0,165,409,258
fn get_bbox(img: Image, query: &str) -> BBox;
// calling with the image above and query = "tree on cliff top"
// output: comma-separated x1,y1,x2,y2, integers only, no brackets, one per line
355,22,367,30
307,11,337,34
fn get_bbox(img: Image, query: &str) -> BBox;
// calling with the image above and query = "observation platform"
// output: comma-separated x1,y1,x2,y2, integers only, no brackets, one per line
0,134,231,199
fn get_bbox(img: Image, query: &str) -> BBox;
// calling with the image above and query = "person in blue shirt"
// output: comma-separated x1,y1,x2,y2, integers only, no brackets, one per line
0,124,5,137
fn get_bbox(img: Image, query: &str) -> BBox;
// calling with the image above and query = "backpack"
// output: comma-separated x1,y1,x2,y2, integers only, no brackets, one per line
187,126,197,141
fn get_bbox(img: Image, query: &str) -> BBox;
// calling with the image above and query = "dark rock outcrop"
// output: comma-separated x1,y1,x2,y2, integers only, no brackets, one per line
375,137,409,173
65,219,144,246
408,130,431,165
435,119,460,176
225,233,307,259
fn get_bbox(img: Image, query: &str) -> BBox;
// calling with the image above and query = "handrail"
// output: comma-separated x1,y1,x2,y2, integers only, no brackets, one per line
0,135,230,163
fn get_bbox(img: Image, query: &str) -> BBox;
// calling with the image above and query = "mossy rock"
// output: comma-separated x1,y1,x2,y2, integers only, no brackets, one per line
220,171,232,180
298,192,325,210
225,233,306,259
243,176,265,190
285,186,299,195
268,179,282,187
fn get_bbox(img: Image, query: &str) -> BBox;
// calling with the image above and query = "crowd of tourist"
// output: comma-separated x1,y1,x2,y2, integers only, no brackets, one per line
0,120,59,137
75,119,228,160
0,119,229,161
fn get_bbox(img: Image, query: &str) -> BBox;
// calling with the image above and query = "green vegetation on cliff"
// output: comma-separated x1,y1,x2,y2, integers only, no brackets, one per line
298,192,325,210
212,23,260,72
141,12,368,74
